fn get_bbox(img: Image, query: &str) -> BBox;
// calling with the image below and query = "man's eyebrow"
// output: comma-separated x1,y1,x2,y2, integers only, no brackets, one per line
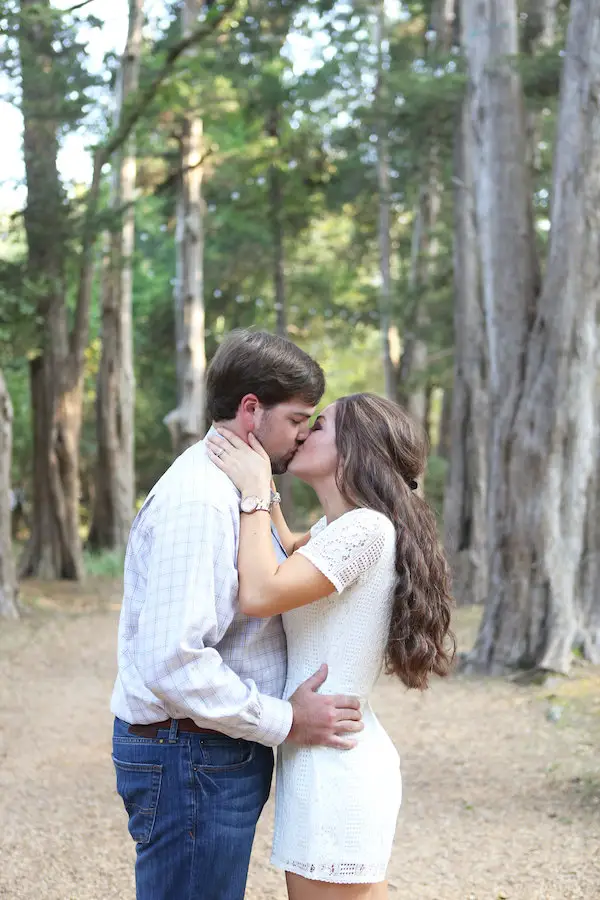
291,411,312,419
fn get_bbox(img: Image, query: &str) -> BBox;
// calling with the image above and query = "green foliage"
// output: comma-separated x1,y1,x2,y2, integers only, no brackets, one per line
424,454,448,521
83,548,125,578
1,0,567,528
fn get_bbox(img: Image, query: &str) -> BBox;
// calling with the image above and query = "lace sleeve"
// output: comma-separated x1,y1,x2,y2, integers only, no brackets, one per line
296,508,393,593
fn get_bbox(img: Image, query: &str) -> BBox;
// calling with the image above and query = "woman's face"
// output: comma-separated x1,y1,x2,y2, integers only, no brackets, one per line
287,402,339,483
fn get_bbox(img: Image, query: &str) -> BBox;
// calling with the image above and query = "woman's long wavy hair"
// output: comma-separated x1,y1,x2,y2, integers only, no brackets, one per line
335,393,455,690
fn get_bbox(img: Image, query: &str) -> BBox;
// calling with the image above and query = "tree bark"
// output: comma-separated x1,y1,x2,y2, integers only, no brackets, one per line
164,0,207,455
465,0,600,673
0,370,18,619
89,0,143,551
577,375,600,664
444,97,488,607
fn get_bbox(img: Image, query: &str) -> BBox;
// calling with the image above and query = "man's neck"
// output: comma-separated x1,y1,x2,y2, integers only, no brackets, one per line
212,419,249,444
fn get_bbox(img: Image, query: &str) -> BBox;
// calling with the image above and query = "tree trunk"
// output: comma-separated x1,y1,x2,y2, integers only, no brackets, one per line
267,107,294,523
164,0,206,455
465,0,600,673
398,0,456,427
375,0,400,401
437,386,452,460
89,0,143,551
577,378,600,663
0,370,18,618
18,0,89,580
444,97,488,607
398,178,438,428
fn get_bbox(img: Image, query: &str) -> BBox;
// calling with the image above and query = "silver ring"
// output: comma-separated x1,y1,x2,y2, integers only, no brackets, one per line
215,448,223,458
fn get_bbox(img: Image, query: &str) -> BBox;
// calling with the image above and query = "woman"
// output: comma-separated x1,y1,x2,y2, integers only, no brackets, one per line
207,393,454,900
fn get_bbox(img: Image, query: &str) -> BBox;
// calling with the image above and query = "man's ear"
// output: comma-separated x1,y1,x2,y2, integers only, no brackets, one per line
238,394,260,432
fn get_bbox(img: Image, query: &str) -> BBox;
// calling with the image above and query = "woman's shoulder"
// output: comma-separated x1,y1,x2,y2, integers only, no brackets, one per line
297,507,395,592
347,506,394,524
309,515,328,538
317,507,395,543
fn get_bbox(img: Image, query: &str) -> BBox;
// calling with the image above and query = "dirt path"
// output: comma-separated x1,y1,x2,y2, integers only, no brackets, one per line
1,580,599,900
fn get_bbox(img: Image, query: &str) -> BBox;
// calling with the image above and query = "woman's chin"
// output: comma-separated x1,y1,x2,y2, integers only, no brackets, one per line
287,456,309,481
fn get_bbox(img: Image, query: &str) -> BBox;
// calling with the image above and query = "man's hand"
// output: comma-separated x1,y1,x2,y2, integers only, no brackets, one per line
286,664,363,750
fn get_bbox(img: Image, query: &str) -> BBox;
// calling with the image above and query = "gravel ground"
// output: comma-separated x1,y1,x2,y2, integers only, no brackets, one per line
1,580,599,900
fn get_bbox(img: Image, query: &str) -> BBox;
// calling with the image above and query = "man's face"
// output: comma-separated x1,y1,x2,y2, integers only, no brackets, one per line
252,399,316,474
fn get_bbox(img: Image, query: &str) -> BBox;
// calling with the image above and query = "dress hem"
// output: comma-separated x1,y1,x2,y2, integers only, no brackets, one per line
271,855,388,884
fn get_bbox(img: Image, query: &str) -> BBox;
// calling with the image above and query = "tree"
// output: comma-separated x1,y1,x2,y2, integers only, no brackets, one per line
11,0,236,577
267,105,295,518
397,0,456,428
0,369,18,619
578,383,600,663
375,0,398,401
164,0,207,456
463,0,600,674
88,0,144,551
443,94,488,607
17,0,99,579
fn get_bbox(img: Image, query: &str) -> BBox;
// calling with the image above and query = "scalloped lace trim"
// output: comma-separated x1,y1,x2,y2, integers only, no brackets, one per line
271,856,387,883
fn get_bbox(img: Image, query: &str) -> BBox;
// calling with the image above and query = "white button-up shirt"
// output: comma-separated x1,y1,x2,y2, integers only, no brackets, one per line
110,433,293,747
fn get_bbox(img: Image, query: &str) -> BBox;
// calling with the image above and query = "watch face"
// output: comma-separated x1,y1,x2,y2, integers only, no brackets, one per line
240,495,258,513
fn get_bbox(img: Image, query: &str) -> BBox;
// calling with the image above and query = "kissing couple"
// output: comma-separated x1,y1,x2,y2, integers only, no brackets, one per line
111,329,454,900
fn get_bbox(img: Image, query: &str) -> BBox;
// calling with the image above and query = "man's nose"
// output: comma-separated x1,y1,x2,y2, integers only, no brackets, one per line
297,425,310,441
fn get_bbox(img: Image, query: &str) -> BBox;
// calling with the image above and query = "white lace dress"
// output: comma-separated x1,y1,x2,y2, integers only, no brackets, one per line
271,508,402,883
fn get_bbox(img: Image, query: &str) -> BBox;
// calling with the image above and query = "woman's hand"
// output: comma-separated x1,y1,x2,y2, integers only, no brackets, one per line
207,428,272,499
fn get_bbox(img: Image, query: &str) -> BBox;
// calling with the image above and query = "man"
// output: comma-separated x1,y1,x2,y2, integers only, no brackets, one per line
111,330,362,900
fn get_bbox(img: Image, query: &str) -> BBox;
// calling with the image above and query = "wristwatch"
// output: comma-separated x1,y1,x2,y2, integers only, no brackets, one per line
240,495,271,514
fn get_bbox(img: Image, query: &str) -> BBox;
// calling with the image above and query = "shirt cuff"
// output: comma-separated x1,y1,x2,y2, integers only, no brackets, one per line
255,694,293,747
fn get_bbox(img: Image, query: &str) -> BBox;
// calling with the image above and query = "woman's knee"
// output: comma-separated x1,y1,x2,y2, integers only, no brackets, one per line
285,872,387,900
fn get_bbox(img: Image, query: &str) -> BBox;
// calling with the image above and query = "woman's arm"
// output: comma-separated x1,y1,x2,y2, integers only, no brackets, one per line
206,429,334,616
237,508,336,617
207,429,388,619
270,482,311,555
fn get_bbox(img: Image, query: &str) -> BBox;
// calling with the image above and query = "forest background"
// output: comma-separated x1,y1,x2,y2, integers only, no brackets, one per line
1,0,599,680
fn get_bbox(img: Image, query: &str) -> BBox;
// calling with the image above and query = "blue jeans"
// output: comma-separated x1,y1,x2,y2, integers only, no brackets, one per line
112,718,274,900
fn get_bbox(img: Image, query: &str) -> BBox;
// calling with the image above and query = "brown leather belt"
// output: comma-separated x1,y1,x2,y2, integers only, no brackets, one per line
128,718,223,738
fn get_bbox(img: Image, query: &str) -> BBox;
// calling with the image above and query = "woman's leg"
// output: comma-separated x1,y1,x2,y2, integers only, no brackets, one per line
286,873,388,900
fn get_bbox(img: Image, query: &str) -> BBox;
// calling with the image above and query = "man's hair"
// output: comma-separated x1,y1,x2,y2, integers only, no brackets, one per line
206,329,325,422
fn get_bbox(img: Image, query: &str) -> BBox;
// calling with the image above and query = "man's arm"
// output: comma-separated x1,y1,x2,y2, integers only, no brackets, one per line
136,497,292,747
135,497,362,749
